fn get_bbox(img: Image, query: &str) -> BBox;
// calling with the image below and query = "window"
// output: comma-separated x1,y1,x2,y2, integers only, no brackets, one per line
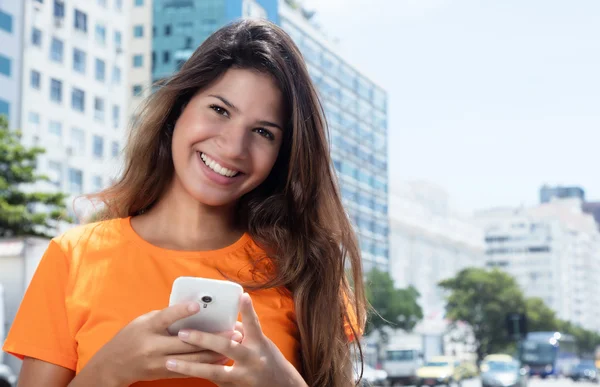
163,51,170,64
132,85,143,97
93,135,104,158
95,24,106,45
97,0,107,7
151,51,156,70
114,31,122,48
115,0,123,11
184,37,193,49
74,9,87,33
68,168,83,194
112,105,120,128
112,66,121,84
164,25,172,36
48,161,63,187
73,48,86,74
0,99,8,120
0,55,10,76
95,59,105,82
0,10,12,33
30,70,41,89
133,25,144,38
153,26,156,37
70,128,85,155
93,175,103,192
50,38,64,63
135,0,144,5
72,88,85,112
94,97,105,121
49,121,62,137
111,141,119,157
53,0,65,18
31,28,42,47
133,55,143,68
28,112,40,126
50,78,62,103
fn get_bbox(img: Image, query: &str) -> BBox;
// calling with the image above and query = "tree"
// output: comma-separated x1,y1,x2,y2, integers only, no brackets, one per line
364,267,423,339
439,268,526,362
524,297,558,332
0,115,69,237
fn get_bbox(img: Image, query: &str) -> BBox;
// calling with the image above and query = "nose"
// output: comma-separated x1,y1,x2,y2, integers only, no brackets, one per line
216,124,249,160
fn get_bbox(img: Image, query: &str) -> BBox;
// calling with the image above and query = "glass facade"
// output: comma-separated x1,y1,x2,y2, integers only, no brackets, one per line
151,0,389,270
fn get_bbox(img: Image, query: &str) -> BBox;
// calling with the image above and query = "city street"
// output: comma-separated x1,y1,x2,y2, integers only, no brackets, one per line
458,377,600,387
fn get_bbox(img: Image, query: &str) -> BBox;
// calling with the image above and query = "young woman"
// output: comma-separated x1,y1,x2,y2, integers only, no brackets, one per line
3,19,366,387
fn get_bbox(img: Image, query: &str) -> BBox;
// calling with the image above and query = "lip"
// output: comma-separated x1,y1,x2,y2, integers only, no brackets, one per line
196,152,244,186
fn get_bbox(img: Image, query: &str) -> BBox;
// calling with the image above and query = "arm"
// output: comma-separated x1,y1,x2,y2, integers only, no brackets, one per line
18,358,74,387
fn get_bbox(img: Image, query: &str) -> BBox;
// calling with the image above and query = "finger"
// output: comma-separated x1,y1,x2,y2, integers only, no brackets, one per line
215,329,243,343
155,336,213,354
153,302,200,331
170,350,229,365
235,321,244,336
178,330,253,363
166,360,238,383
240,293,263,339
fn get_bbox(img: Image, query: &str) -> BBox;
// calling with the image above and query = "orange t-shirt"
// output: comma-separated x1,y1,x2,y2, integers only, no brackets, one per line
3,217,300,386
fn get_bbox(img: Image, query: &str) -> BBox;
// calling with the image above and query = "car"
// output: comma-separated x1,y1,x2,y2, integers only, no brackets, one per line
353,362,388,386
570,360,599,383
480,360,528,387
415,356,463,386
0,364,16,387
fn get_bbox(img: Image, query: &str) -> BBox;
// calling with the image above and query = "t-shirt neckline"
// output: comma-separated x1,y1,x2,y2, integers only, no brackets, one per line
120,216,252,258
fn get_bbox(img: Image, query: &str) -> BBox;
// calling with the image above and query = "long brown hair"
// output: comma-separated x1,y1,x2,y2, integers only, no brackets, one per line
90,19,366,386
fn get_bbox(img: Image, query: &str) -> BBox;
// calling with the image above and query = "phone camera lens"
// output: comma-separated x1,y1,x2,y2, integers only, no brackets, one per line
201,296,213,304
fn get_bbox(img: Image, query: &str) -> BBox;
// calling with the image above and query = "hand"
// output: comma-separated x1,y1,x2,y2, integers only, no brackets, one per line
165,293,308,387
81,302,243,386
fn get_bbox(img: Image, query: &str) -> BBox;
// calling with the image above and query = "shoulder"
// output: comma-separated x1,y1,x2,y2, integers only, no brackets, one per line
50,218,129,263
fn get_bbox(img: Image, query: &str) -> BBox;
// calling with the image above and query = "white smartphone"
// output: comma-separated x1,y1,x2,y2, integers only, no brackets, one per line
167,277,243,335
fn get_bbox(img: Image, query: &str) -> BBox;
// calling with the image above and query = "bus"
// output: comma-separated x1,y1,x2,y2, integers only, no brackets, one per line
519,332,578,378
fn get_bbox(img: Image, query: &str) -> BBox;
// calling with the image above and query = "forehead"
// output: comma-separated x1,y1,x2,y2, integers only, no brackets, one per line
202,69,283,111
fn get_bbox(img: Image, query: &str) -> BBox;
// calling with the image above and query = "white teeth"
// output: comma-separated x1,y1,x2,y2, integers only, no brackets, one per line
199,153,239,177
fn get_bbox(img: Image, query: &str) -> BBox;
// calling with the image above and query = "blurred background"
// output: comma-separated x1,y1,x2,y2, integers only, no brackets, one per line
0,0,599,386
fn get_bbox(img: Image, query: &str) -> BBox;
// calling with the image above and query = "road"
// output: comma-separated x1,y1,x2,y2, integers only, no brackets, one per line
460,376,599,387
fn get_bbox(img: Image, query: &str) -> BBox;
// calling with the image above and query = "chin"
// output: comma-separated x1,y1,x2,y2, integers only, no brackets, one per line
190,190,242,208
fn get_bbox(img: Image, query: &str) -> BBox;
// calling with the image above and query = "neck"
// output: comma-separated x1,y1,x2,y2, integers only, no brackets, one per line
131,182,243,251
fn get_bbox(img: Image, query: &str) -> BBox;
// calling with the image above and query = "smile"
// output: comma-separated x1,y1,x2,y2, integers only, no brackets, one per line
199,152,240,178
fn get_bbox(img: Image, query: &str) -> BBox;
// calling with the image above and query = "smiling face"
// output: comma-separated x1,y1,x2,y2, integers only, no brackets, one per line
169,68,285,207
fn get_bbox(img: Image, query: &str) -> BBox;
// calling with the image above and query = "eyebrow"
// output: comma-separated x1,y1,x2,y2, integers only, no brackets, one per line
208,94,283,131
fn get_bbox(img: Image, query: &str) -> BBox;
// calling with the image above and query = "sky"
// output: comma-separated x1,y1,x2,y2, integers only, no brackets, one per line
303,0,600,213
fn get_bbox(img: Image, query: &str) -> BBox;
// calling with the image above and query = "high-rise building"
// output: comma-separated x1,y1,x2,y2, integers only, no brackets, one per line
128,0,153,121
389,182,485,319
0,2,24,130
540,185,585,204
13,0,131,220
151,0,390,271
475,198,600,333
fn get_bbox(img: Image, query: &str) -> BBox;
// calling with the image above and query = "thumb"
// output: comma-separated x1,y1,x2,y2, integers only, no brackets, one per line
240,293,263,339
153,301,200,331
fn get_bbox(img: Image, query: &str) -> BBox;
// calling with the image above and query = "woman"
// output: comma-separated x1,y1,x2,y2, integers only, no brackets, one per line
3,19,366,387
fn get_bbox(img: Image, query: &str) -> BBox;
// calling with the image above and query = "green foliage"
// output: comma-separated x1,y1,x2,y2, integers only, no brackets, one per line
365,267,423,340
524,297,559,332
441,267,600,361
0,115,69,237
439,268,526,361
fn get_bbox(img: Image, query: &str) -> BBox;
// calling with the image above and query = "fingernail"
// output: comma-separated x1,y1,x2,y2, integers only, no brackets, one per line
166,359,177,370
178,330,190,339
188,302,200,313
231,331,243,342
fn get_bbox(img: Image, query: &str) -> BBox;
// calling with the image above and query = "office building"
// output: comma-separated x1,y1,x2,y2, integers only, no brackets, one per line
540,185,585,204
0,1,25,129
16,0,131,219
475,199,600,332
389,181,485,319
